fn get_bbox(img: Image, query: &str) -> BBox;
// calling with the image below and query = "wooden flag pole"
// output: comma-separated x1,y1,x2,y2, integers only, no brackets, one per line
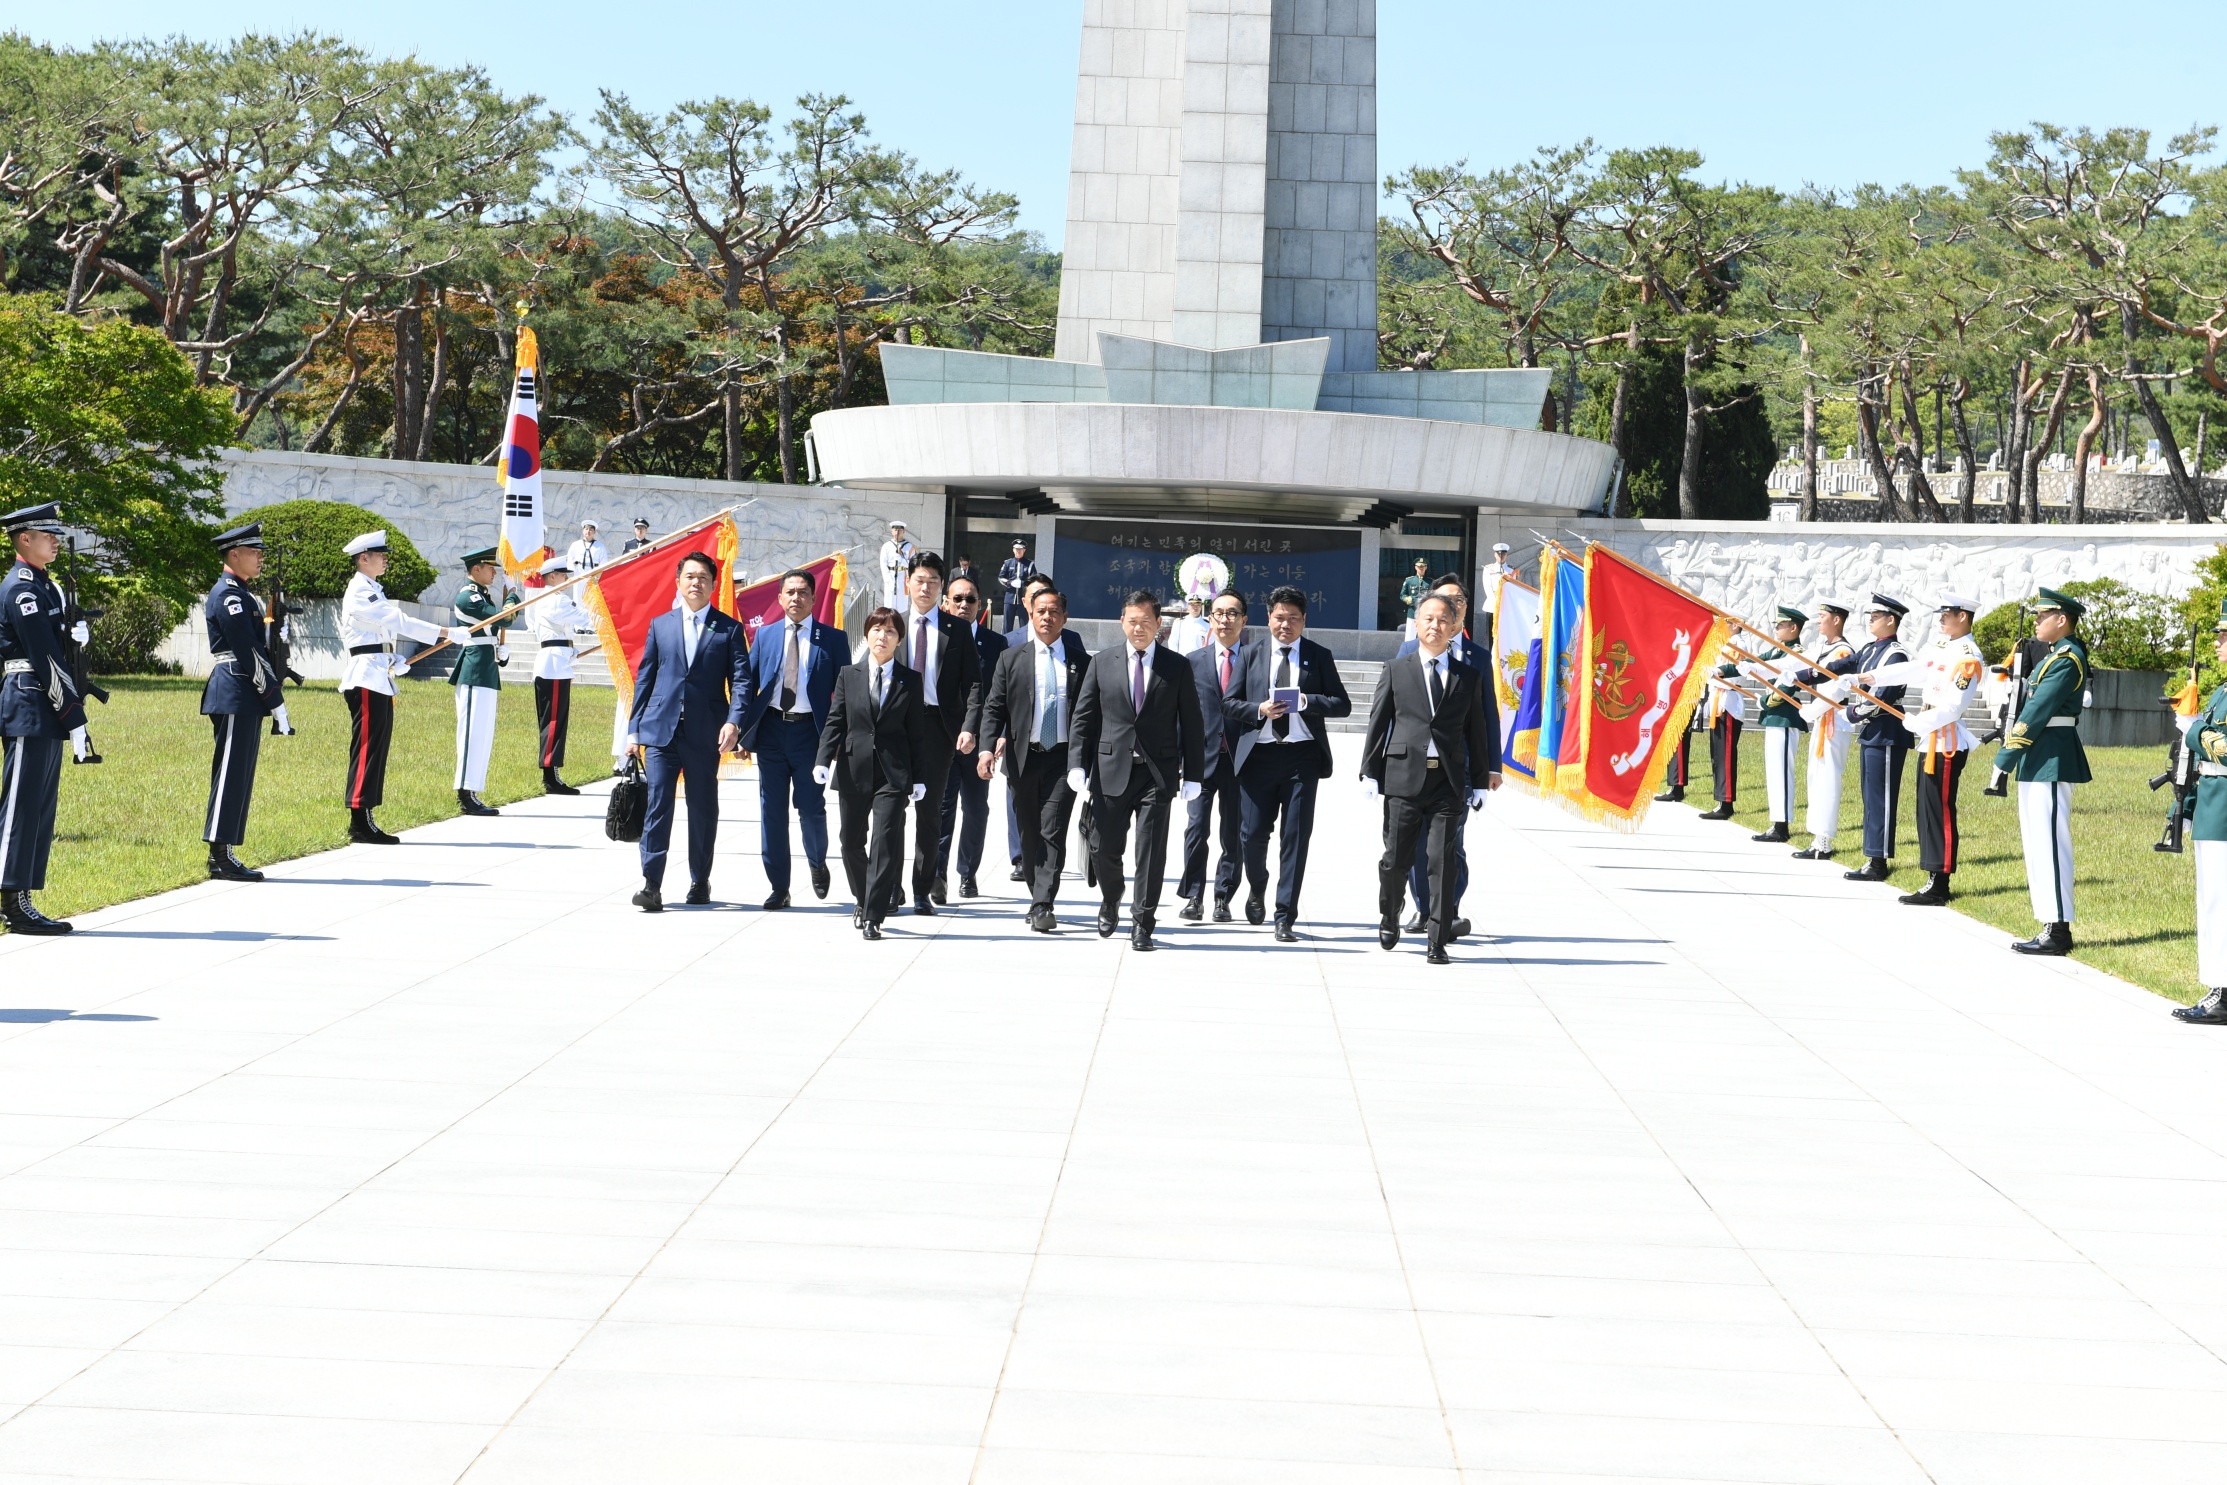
405,504,749,667
1721,636,1906,721
1718,642,1815,711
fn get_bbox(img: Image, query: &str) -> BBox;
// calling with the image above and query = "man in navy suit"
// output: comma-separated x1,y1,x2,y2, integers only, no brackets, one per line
933,574,1008,899
736,567,852,909
625,551,749,912
1394,575,1486,936
1222,585,1352,939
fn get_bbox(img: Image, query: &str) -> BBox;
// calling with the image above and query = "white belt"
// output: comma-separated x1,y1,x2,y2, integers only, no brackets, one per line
2202,762,2227,777
457,635,497,647
1,659,29,675
2046,717,2077,728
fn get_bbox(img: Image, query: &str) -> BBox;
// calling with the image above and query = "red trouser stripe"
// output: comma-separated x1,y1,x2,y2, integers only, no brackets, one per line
1939,758,1956,872
348,692,372,806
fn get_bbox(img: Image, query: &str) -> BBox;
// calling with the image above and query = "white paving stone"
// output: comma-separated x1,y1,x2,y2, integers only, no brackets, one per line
1,778,2225,1483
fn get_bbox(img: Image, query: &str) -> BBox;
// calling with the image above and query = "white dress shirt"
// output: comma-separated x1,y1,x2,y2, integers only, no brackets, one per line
1418,646,1450,758
1265,641,1314,744
680,603,708,666
907,606,943,703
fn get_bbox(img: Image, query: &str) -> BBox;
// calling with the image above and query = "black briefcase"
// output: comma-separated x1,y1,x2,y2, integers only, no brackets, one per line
605,754,646,843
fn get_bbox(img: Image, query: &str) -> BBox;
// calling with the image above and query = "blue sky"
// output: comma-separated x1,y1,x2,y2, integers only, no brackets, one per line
26,1,2227,244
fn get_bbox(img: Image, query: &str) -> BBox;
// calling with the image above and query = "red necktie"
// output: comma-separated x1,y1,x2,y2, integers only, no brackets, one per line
1219,648,1231,693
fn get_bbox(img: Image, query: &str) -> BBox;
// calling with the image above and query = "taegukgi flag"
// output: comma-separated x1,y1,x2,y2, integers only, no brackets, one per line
496,327,550,582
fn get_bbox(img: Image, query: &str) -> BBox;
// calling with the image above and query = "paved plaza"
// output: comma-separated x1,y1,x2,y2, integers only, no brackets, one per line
2,777,2225,1483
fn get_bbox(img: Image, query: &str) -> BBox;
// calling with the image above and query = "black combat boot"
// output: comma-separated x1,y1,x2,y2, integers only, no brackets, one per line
542,767,579,796
1750,823,1790,844
2,891,70,935
1653,786,1685,803
207,845,264,882
1699,801,1735,821
1843,857,1891,882
457,789,500,817
349,808,400,845
1898,872,1951,906
2011,921,2073,956
2172,988,2227,1024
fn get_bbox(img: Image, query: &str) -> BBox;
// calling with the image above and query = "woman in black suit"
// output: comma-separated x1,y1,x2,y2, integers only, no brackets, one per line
813,608,929,939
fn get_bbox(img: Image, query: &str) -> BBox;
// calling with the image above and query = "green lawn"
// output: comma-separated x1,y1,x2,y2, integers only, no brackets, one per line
1694,728,2198,1004
40,675,615,921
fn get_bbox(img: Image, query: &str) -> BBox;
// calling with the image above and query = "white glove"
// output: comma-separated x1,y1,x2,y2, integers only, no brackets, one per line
1469,788,1488,810
496,645,510,664
910,783,926,803
271,704,294,736
387,653,411,677
68,725,90,761
1066,767,1088,794
69,620,89,645
1179,780,1201,803
813,764,832,786
1821,677,1851,703
1361,777,1380,800
1798,698,1829,726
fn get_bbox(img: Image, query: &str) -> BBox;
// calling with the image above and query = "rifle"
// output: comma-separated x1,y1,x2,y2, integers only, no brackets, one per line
2150,618,2203,853
1977,603,2027,745
59,538,105,765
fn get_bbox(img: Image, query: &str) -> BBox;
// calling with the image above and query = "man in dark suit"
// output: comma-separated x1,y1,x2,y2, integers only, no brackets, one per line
625,551,749,912
934,575,1008,900
1179,588,1250,923
813,609,929,939
1395,574,1487,935
895,551,985,914
1223,585,1352,940
978,583,1091,932
1068,588,1207,951
735,567,851,909
1362,592,1500,964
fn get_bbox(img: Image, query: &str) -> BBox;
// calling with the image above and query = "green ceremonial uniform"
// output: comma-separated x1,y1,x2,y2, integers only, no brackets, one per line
1399,574,1428,620
2192,685,2227,842
1991,636,2090,783
1744,648,1808,731
448,581,510,692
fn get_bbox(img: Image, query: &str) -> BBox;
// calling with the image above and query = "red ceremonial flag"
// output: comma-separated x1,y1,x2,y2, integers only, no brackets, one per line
731,552,851,650
1574,545,1731,826
582,513,742,722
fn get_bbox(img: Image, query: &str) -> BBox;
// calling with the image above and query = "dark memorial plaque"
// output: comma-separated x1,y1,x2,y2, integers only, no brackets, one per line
1051,519,1364,626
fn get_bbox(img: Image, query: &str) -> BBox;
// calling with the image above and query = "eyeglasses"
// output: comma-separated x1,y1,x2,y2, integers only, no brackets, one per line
948,594,980,605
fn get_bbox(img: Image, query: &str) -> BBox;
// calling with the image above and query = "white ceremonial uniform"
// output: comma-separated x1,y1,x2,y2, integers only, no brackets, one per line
1479,562,1512,616
1169,614,1211,654
1738,648,1806,825
880,537,916,607
1865,633,1983,767
566,538,609,571
339,572,445,695
527,590,598,681
1798,636,1856,850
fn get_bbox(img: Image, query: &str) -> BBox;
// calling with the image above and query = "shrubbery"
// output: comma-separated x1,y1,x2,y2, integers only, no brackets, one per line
1974,577,2188,673
85,585,185,675
227,500,438,602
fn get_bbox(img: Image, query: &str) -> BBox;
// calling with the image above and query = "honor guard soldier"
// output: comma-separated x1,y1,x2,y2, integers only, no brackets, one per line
526,553,598,795
2172,601,2227,1024
1829,594,1913,882
450,546,513,817
1991,586,2089,956
1791,599,1857,860
201,523,296,881
1695,653,1747,820
339,531,461,844
0,502,90,933
1733,605,1810,844
1859,590,1985,906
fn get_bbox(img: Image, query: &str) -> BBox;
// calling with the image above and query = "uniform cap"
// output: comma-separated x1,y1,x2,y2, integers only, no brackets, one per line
2034,585,2085,623
1775,604,1808,627
461,546,500,569
580,518,600,530
342,530,388,557
1934,590,1978,613
890,520,907,530
1492,542,1511,553
631,516,649,528
1011,538,1026,548
1,502,65,536
1863,593,1908,618
213,521,263,552
1813,598,1853,617
539,554,572,576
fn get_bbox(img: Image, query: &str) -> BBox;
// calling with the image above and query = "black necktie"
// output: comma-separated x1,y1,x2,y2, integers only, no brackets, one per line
1274,647,1293,741
1425,656,1443,714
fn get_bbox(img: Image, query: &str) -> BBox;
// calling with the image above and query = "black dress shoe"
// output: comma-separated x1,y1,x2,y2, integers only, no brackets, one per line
810,864,831,899
1379,919,1400,951
1843,857,1891,882
1179,895,1204,922
1898,873,1951,907
914,898,937,917
1402,911,1425,933
2,891,70,935
1654,788,1685,803
1273,920,1297,943
457,789,500,817
633,885,663,913
1699,801,1735,821
1131,922,1155,951
1028,906,1057,933
1009,864,1027,882
207,846,264,882
2173,988,2227,1024
1449,918,1471,939
2012,922,2073,956
1750,823,1790,843
1791,846,1832,860
1212,899,1232,923
959,875,979,898
1097,908,1118,938
930,878,948,905
542,768,580,796
854,908,865,929
862,920,882,941
1425,943,1451,965
763,891,790,910
1245,890,1265,925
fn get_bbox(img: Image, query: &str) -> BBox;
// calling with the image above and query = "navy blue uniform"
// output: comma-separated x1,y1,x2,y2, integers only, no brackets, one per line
1825,636,1911,860
0,561,85,891
200,571,286,847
